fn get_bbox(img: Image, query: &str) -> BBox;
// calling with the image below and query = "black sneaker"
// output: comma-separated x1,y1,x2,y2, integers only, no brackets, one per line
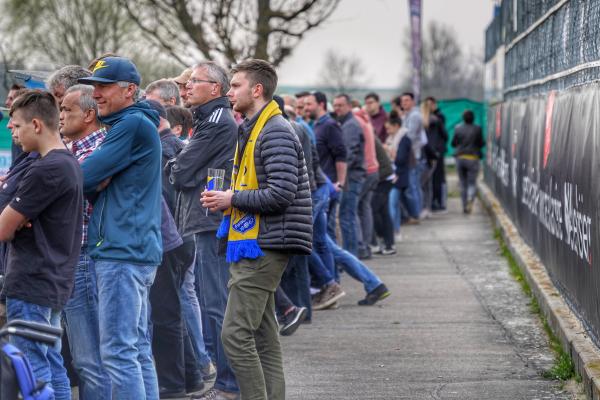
279,307,307,336
358,284,391,306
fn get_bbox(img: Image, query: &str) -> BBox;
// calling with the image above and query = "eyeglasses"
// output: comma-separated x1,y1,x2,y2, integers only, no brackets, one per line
188,78,217,85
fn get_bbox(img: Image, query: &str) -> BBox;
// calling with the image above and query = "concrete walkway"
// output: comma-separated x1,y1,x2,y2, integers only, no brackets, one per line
282,194,580,399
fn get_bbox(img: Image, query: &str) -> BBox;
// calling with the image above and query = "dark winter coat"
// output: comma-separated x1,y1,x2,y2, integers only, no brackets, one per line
168,97,237,237
232,110,312,255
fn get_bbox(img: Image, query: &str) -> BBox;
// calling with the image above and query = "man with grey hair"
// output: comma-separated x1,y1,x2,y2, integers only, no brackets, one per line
167,61,239,400
59,84,111,399
145,79,181,106
47,65,91,104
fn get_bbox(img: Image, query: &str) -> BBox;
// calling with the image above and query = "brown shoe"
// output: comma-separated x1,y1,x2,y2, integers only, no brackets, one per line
313,282,346,310
406,218,420,225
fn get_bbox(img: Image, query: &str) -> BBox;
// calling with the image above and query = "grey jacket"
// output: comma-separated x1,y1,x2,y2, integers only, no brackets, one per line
168,97,237,236
232,111,312,255
338,112,366,184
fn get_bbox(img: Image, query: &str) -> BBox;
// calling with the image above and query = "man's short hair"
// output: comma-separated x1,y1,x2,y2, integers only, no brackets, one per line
65,84,98,114
425,96,436,103
463,110,475,124
334,93,351,104
230,59,278,99
391,96,402,107
10,83,24,91
145,79,181,105
295,91,310,98
365,92,380,102
401,92,415,100
165,106,193,136
311,91,327,109
193,61,230,96
46,65,92,92
9,90,59,129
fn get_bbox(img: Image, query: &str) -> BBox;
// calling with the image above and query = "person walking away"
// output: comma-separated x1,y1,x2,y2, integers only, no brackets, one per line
452,110,484,214
202,59,312,400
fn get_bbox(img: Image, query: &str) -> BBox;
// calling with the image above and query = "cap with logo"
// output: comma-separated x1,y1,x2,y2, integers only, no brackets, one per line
79,56,141,86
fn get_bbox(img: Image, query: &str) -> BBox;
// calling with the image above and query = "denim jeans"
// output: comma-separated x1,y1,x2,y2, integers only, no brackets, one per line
357,172,378,255
408,164,423,217
63,251,111,399
280,255,312,321
194,231,239,393
95,261,158,400
389,187,401,233
310,185,337,284
339,179,363,256
6,298,70,400
325,235,382,294
456,158,480,209
180,257,212,370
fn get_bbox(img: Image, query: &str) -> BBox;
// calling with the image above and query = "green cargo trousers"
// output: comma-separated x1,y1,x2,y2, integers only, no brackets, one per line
221,250,290,400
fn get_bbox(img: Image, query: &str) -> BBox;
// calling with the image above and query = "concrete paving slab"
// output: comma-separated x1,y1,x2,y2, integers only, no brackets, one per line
282,193,580,399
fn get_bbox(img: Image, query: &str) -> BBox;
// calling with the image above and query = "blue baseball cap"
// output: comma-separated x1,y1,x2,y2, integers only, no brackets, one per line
79,57,141,86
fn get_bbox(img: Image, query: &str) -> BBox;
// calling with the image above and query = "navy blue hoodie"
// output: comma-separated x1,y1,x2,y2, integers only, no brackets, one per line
81,101,163,265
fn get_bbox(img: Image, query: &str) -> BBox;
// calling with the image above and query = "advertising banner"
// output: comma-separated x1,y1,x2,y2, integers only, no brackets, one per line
485,83,600,342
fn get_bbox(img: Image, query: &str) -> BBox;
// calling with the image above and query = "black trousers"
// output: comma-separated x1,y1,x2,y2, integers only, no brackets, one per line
150,238,196,391
371,180,395,249
432,158,447,210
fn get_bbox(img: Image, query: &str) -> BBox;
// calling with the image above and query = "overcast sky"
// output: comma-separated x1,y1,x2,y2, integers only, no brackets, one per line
277,0,497,88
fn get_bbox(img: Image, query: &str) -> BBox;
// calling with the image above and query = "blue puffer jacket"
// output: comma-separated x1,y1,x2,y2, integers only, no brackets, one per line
81,101,163,266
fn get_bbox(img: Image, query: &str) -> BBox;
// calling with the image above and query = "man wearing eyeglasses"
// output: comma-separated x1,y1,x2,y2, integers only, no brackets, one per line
167,61,240,400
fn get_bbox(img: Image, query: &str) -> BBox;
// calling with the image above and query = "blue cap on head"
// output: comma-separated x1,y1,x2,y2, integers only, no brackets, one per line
79,57,141,86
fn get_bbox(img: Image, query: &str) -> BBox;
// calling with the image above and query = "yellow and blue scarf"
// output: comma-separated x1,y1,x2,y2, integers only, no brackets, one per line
216,100,282,263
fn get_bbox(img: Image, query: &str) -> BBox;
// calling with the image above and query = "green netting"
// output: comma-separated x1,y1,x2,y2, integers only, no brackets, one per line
383,99,487,158
0,118,12,150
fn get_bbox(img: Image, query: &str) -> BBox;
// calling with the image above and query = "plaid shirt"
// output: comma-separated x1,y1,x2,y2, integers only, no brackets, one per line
70,128,106,248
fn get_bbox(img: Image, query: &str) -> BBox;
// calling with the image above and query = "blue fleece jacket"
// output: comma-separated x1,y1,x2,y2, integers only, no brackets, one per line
81,101,163,265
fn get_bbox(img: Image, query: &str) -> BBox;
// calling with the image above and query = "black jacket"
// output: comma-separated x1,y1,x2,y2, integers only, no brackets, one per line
232,111,312,255
394,135,414,190
159,129,185,215
452,123,484,158
168,97,237,236
425,112,448,156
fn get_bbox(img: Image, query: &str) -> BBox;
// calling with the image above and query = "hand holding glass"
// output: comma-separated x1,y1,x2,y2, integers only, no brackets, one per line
206,168,225,215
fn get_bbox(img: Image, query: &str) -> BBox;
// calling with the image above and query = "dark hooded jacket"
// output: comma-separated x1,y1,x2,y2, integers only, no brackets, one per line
81,101,163,265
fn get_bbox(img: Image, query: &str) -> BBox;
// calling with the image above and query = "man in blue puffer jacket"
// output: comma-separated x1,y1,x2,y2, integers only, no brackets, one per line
79,56,163,400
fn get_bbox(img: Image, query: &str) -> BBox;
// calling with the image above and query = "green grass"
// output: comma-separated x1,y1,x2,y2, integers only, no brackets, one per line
493,229,579,382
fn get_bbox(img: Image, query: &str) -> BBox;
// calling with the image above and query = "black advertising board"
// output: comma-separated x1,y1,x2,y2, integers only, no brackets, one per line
485,84,600,342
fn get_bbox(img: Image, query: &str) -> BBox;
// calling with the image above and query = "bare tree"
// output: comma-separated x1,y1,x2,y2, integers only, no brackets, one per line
318,50,367,94
401,21,484,101
119,0,341,67
3,0,133,67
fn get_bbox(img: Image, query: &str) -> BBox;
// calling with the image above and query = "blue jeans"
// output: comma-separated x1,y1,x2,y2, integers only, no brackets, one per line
180,258,212,369
194,231,239,393
310,185,337,285
6,298,70,400
63,251,111,399
339,179,363,256
325,235,382,294
389,187,401,233
281,255,312,321
408,164,424,217
95,261,158,400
